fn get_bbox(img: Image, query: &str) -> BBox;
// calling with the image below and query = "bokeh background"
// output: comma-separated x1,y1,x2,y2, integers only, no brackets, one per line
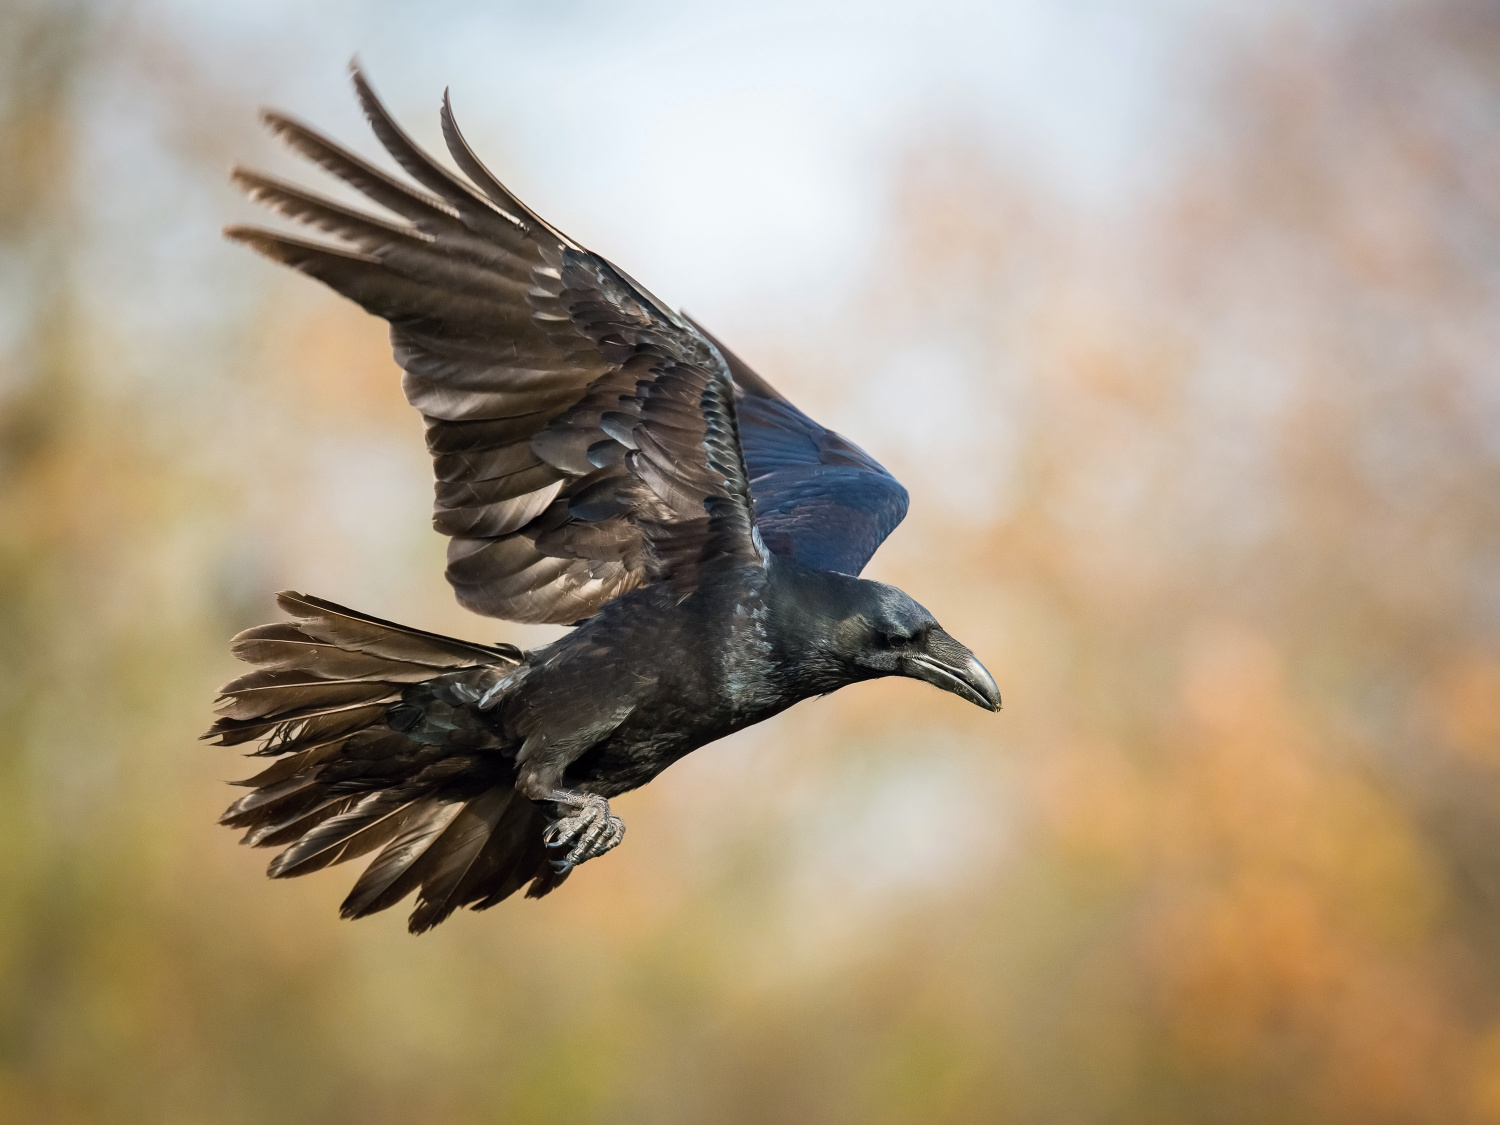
4,0,1500,1120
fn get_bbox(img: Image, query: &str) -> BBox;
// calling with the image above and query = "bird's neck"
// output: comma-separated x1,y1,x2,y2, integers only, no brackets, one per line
759,558,871,698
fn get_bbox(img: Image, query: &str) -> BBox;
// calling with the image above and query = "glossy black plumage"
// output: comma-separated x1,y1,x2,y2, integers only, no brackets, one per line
208,68,998,932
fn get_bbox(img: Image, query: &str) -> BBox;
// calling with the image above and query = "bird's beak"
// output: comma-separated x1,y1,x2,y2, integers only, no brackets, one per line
903,630,1001,712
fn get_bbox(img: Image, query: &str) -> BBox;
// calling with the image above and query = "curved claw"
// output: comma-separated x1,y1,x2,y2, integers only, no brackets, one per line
540,793,626,869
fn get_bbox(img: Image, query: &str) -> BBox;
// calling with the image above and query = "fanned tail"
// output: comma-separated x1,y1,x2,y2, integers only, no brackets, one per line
205,591,569,932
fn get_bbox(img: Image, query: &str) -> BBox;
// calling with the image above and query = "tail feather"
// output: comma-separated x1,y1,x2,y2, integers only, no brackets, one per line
406,786,527,933
209,700,392,750
272,791,424,879
214,677,395,722
337,798,464,919
206,590,566,931
274,591,520,666
230,626,455,681
243,793,360,849
231,732,368,789
410,799,560,932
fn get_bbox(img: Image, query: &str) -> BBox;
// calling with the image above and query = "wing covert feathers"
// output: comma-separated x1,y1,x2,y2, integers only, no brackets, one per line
688,318,910,576
205,591,567,932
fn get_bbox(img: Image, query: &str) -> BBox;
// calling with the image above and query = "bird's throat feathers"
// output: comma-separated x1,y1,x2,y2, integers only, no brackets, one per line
760,559,893,693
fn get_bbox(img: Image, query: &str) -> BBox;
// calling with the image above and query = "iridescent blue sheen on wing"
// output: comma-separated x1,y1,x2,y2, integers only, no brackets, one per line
689,320,909,577
737,395,909,576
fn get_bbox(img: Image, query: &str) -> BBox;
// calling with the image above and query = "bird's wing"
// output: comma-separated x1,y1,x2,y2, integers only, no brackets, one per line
227,68,760,624
688,320,909,577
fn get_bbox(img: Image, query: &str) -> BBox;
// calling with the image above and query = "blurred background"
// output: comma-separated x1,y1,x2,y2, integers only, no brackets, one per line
3,0,1499,1120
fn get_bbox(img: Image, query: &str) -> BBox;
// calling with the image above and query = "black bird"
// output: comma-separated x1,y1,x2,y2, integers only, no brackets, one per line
207,67,1000,933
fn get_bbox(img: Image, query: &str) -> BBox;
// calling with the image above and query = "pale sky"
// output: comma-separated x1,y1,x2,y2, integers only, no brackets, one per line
155,0,1263,327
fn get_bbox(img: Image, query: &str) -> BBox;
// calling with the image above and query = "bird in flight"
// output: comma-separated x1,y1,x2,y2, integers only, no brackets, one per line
207,67,1000,933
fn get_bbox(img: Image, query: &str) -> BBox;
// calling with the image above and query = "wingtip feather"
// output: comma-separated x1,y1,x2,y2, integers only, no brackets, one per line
258,107,299,137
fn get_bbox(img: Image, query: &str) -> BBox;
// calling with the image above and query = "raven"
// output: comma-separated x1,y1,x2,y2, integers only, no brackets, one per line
207,68,1000,933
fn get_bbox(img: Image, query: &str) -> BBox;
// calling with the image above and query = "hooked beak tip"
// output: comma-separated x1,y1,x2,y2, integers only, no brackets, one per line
906,643,1001,713
970,657,1002,712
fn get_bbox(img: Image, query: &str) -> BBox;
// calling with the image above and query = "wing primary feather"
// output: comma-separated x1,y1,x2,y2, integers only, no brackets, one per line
226,224,379,265
347,65,524,246
260,109,459,223
230,167,428,246
223,226,523,331
438,88,579,249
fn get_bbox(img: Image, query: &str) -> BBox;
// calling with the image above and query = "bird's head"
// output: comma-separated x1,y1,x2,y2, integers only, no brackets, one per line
806,574,1000,712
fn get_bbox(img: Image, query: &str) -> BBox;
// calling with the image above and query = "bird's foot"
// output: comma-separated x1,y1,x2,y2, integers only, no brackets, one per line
542,793,625,872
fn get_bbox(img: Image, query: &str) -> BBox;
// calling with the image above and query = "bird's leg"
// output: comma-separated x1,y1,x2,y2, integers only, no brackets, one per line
515,729,628,871
517,770,625,871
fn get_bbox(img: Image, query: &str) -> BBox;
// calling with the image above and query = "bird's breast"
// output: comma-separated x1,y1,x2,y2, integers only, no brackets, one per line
719,593,780,717
537,569,810,797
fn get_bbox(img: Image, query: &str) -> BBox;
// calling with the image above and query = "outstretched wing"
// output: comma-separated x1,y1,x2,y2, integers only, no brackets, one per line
689,321,909,577
228,67,759,624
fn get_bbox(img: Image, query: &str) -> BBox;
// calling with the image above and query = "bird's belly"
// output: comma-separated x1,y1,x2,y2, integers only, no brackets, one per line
541,572,789,798
560,680,787,799
563,720,726,798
